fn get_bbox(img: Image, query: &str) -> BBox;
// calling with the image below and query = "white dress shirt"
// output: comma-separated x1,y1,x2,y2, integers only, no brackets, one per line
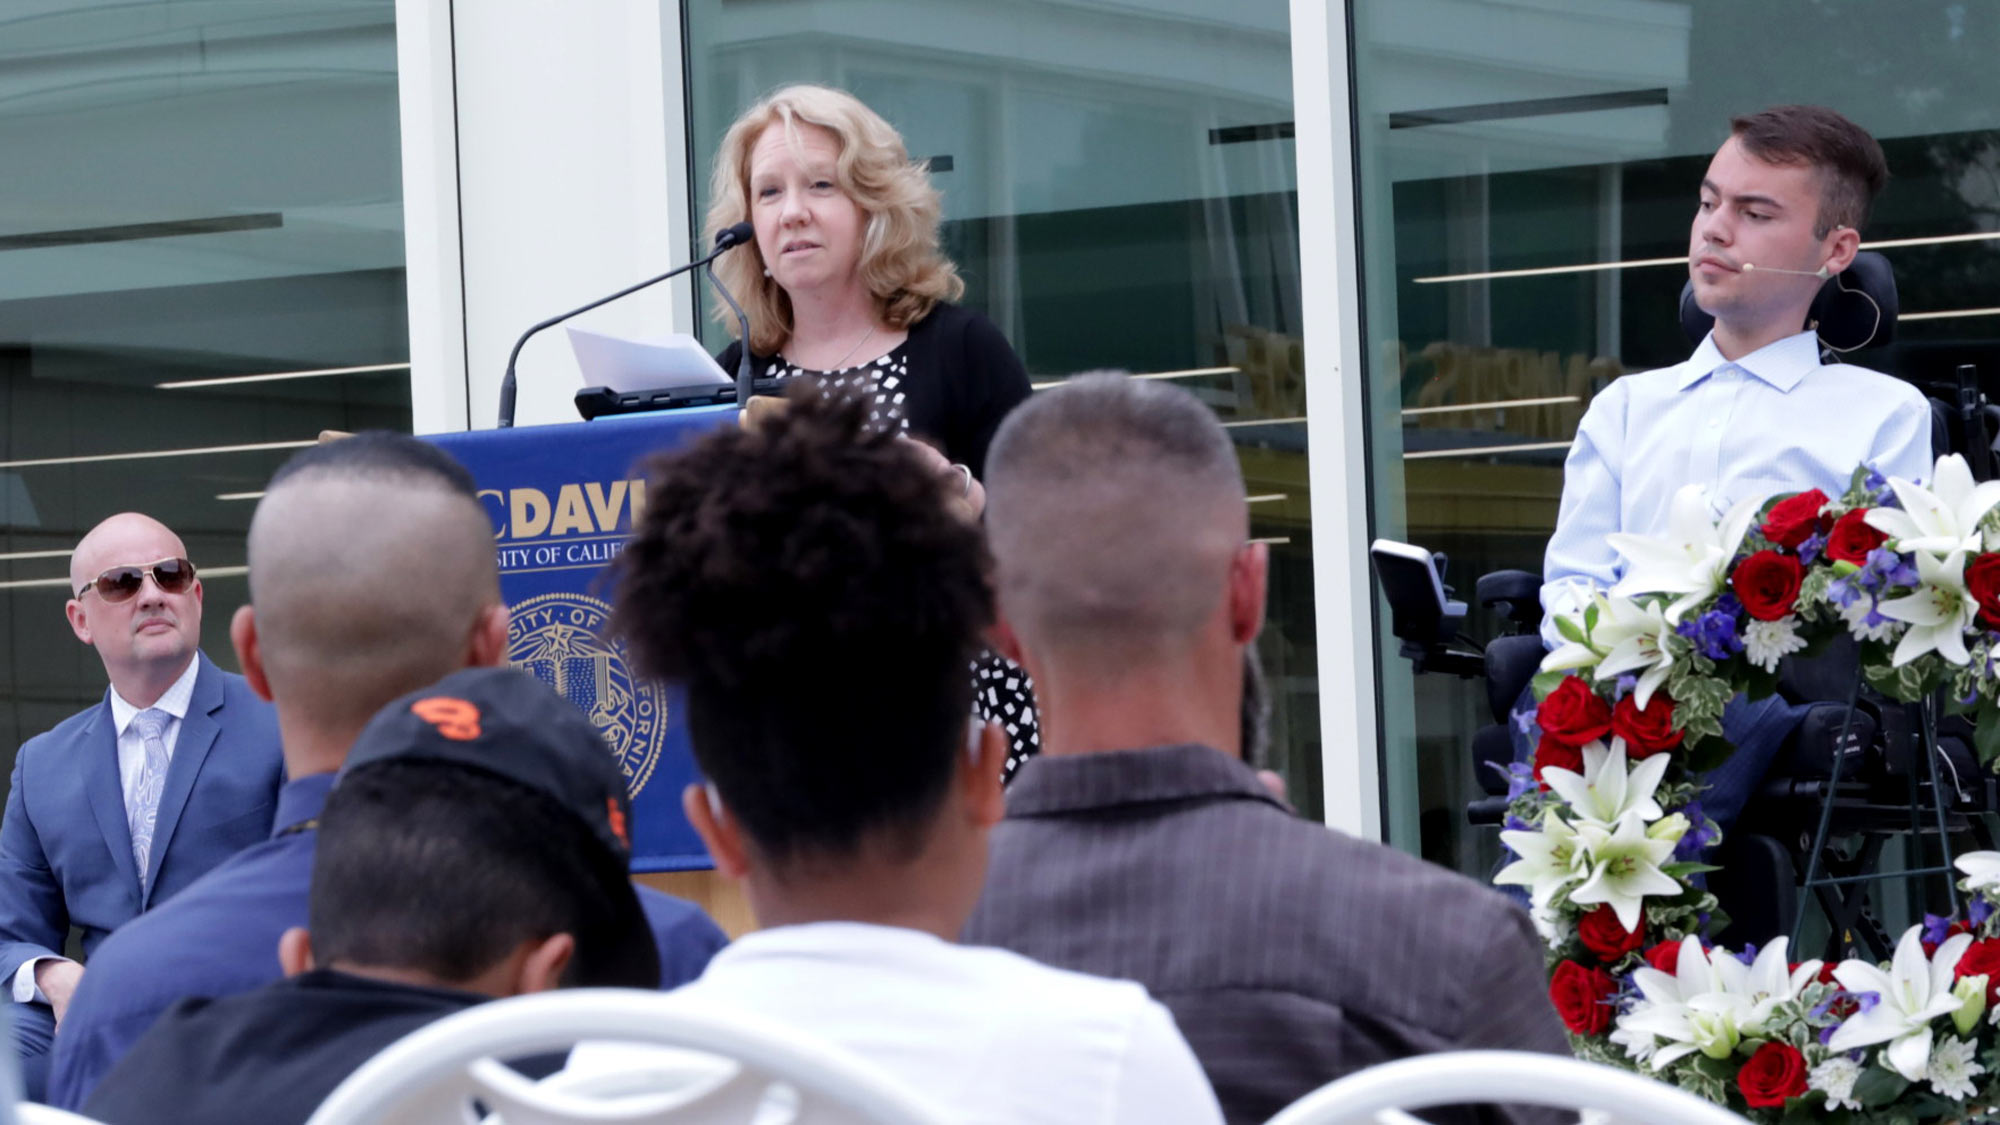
567,921,1223,1124
1540,330,1933,645
12,657,201,1004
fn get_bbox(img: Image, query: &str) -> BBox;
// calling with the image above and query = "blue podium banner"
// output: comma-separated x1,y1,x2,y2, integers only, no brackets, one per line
428,407,733,871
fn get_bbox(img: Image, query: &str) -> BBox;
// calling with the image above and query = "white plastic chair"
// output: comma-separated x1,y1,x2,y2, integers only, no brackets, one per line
1263,1051,1752,1125
15,1107,105,1125
303,988,946,1125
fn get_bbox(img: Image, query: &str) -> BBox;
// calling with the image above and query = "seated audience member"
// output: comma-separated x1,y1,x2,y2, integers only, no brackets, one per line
49,433,724,1108
0,514,282,1099
958,375,1568,1125
83,666,660,1125
576,385,1223,1124
1535,105,1931,832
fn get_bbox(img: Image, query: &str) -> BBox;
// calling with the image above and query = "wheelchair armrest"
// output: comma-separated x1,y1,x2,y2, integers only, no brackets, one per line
1483,634,1546,725
1475,570,1543,632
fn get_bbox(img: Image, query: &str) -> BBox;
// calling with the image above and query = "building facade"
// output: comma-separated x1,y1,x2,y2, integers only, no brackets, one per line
4,0,1999,884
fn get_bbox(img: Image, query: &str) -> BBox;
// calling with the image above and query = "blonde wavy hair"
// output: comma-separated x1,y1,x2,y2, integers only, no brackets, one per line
705,84,963,356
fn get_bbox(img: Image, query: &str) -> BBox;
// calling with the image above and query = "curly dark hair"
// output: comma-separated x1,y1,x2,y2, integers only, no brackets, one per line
610,385,993,868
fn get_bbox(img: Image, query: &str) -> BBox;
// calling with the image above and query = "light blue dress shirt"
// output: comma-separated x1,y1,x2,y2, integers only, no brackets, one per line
1540,329,1933,645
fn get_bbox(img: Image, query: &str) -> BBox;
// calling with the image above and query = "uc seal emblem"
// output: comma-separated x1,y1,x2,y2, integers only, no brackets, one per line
506,592,666,797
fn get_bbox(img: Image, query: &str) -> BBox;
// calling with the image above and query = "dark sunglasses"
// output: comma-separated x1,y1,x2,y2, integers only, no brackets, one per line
77,557,197,603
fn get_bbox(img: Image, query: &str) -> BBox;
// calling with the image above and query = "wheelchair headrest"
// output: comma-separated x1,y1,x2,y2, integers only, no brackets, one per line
1679,250,1898,352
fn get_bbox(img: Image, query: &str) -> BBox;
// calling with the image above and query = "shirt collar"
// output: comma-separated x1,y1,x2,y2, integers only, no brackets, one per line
271,772,336,837
1676,330,1820,393
108,655,202,735
1001,743,1290,818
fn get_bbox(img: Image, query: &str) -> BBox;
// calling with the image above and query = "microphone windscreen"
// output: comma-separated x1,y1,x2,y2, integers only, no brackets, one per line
715,221,755,250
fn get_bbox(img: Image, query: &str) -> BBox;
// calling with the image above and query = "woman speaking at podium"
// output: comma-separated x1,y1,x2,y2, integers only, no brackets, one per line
705,84,1039,776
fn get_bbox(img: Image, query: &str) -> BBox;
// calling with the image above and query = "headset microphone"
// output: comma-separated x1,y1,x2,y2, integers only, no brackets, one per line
1740,262,1833,279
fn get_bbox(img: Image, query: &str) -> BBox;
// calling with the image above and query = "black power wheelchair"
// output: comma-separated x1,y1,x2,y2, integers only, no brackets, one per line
1375,252,2000,961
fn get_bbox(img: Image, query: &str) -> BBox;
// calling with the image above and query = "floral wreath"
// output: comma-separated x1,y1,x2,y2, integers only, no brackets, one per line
1500,453,2000,1121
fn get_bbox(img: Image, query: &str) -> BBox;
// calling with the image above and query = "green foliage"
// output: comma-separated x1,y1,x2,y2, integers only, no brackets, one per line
1555,614,1588,646
1852,1067,1910,1108
1530,669,1569,700
1864,657,1938,704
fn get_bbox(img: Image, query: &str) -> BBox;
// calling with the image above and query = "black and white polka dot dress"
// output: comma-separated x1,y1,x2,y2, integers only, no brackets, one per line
765,346,1043,781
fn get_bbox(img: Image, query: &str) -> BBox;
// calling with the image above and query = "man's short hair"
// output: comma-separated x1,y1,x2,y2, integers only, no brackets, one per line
982,374,1245,660
309,760,658,988
1729,105,1888,237
248,432,499,732
610,386,992,870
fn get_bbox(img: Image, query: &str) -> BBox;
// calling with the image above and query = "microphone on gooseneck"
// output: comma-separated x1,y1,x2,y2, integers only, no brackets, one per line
495,221,756,428
703,239,756,409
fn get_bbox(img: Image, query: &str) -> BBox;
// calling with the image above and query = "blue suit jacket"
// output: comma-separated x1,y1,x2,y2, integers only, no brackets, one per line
0,652,284,986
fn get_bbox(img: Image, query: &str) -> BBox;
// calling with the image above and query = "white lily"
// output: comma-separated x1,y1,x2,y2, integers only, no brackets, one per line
1608,485,1761,622
1495,811,1589,912
1828,926,1975,1082
1876,549,1977,667
1589,598,1679,710
1541,741,1668,829
1956,851,2000,896
1618,936,1823,1070
1866,454,2000,557
1567,815,1682,933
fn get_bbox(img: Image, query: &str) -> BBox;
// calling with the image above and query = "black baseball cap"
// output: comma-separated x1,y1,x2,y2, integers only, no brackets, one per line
341,665,635,864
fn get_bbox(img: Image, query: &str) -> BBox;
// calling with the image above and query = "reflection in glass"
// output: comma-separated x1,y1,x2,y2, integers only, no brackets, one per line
0,1,411,758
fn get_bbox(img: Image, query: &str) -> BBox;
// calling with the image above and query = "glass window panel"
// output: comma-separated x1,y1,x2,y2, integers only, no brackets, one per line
0,0,409,762
682,0,1318,809
1352,0,2000,872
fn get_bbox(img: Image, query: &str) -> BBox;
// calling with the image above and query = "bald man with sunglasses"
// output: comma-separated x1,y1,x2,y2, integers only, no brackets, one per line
0,513,282,1097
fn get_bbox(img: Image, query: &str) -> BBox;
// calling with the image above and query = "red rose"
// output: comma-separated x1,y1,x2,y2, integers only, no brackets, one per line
1825,508,1889,565
1730,550,1805,621
1611,694,1683,758
1576,906,1647,962
1549,960,1617,1036
1761,489,1830,548
1967,555,2000,631
1533,737,1584,786
1736,1042,1809,1108
1536,678,1613,747
1957,938,2000,1004
1644,940,1682,976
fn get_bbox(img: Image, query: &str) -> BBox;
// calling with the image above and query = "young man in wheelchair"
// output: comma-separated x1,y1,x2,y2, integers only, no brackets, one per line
1530,104,1933,835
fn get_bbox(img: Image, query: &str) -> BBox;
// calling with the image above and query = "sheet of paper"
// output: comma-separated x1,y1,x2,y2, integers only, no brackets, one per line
566,326,728,393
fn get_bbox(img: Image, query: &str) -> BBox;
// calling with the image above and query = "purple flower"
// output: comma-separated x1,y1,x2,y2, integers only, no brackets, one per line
1973,899,1995,928
1503,814,1532,835
1497,761,1535,802
1925,912,1955,945
1677,607,1745,662
1865,546,1919,589
1827,574,1863,609
1511,705,1539,735
1613,674,1638,700
1800,533,1826,566
1864,469,1896,507
1735,943,1761,966
1673,802,1716,862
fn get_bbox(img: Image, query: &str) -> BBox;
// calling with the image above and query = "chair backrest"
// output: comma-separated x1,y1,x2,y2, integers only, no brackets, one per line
303,989,946,1125
15,1107,99,1125
1264,1051,1751,1125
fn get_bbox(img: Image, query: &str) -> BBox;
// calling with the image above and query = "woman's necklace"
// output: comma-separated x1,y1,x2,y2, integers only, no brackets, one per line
822,324,876,371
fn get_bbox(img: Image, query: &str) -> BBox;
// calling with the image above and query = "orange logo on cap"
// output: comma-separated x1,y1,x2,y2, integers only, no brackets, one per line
606,797,629,848
410,697,482,741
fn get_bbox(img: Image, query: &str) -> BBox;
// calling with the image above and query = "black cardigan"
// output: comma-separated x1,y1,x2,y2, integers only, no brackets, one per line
715,302,1032,480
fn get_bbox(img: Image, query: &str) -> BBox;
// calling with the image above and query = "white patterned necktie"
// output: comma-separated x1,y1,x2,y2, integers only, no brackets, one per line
128,709,171,889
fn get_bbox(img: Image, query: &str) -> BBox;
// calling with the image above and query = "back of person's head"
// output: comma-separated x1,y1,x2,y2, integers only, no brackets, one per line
983,374,1247,665
611,385,992,872
242,432,502,736
1729,104,1888,237
309,760,657,989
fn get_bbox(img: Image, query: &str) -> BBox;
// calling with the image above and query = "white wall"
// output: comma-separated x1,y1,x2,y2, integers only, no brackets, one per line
397,0,695,433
